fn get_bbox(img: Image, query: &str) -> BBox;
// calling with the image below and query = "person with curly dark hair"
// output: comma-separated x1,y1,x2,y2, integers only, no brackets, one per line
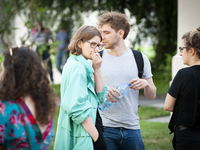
0,47,58,149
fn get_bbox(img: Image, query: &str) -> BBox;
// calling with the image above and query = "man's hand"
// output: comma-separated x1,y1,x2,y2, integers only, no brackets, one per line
106,86,121,103
129,78,149,91
129,77,156,100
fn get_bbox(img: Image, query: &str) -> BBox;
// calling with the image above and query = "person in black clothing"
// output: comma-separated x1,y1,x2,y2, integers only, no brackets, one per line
164,26,200,150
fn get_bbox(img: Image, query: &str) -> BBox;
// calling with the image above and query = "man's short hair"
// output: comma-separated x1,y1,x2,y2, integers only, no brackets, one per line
98,11,130,39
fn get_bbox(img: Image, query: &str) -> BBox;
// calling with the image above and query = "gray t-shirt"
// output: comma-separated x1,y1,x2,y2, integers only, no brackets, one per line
99,48,152,129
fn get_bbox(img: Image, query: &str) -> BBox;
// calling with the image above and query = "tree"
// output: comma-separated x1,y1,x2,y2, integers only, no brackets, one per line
0,0,84,48
0,0,177,74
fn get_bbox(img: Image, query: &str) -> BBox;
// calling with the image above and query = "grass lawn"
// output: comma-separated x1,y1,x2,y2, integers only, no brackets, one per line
140,121,173,150
48,105,173,150
138,106,170,120
139,107,173,149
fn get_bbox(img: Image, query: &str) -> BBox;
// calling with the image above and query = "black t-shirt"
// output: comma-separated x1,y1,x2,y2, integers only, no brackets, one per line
168,67,195,98
168,65,200,132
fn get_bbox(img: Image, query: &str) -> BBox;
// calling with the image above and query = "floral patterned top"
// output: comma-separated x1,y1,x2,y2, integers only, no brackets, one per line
0,99,54,150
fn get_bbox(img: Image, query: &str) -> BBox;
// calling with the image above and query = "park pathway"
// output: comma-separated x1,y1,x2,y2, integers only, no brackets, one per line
139,95,171,123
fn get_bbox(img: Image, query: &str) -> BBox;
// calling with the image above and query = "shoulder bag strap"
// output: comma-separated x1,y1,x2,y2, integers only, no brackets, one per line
16,101,32,150
130,48,144,78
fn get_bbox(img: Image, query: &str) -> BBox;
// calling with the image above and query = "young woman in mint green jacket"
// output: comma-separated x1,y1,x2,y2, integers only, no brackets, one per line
54,25,108,150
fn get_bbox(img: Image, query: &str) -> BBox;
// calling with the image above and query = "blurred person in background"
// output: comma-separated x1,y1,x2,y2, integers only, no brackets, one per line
31,22,54,82
55,22,71,73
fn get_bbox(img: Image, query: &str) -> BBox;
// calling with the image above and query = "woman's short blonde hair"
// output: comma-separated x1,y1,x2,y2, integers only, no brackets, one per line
68,25,102,56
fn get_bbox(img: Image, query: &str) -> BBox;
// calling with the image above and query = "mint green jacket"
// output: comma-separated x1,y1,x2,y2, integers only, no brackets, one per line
54,55,108,150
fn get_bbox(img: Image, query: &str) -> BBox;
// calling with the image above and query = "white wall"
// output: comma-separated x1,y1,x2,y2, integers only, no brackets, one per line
172,0,200,78
14,15,30,47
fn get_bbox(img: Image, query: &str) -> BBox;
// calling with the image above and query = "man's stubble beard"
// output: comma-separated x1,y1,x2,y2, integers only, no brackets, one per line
105,36,119,49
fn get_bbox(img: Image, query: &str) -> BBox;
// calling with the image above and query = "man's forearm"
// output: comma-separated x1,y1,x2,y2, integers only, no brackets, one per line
144,84,156,100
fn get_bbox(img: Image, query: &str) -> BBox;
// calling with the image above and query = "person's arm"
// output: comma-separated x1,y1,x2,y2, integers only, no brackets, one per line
91,52,108,105
92,52,104,92
104,86,120,103
129,77,156,100
143,77,156,100
81,116,99,142
164,70,184,112
164,93,177,112
61,63,95,137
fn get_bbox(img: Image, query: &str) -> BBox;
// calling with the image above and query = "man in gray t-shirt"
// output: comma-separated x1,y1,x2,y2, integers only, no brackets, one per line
97,11,156,150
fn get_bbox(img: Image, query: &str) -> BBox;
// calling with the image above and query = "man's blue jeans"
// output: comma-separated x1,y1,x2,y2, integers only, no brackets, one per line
103,126,145,150
56,50,69,73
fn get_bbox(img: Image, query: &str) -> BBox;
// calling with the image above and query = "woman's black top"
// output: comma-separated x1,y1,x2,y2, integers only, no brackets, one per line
168,65,200,133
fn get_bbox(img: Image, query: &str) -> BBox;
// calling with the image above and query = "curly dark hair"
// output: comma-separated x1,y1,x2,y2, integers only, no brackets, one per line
0,47,57,125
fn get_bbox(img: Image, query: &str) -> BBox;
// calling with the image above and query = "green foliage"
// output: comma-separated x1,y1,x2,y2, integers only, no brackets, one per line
36,41,60,57
0,54,4,72
51,84,60,96
153,77,169,96
158,53,173,82
137,46,155,60
152,53,173,96
96,0,177,73
1,0,177,77
0,0,21,47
